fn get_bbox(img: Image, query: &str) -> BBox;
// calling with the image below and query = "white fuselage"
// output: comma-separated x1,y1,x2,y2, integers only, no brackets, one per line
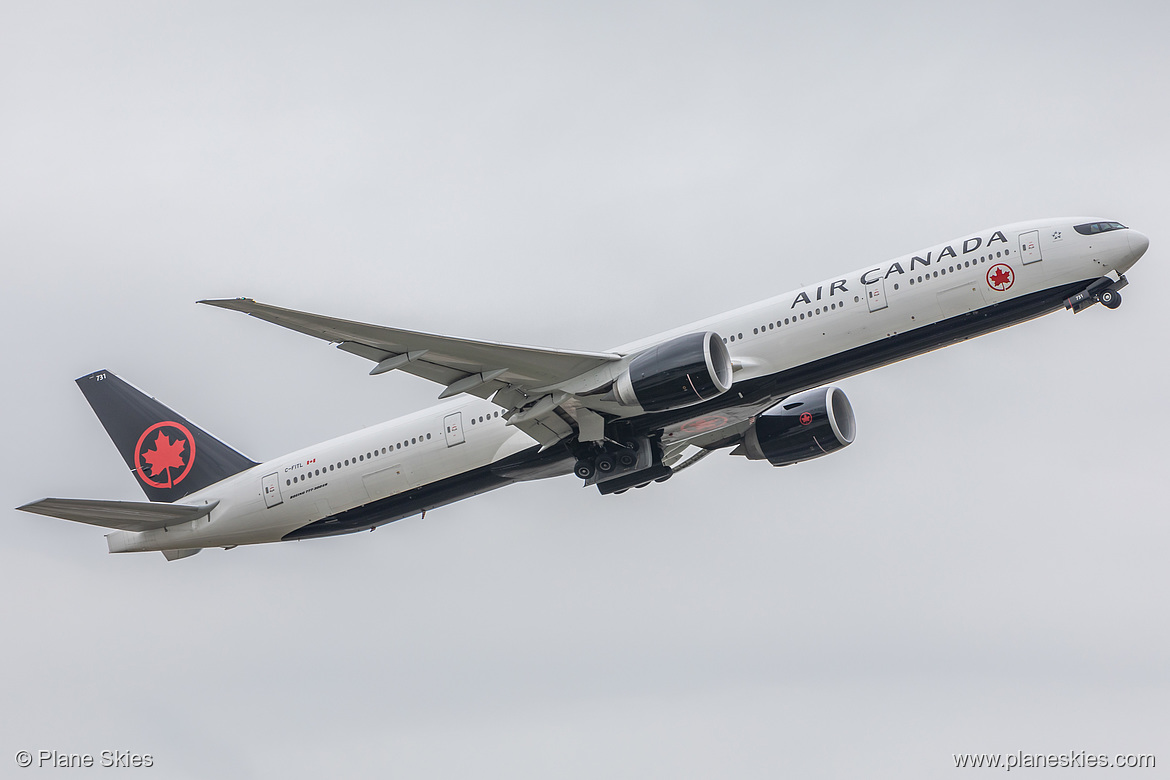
106,217,1147,553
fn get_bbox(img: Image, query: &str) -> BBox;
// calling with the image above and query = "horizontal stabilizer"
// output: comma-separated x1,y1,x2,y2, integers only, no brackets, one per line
17,498,218,532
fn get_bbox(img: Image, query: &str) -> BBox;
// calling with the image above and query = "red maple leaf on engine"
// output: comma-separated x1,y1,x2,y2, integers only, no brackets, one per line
142,430,187,483
990,267,1012,289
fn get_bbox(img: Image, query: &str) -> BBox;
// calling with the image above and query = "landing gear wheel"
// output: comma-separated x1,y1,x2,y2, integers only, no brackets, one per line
616,449,637,469
595,454,616,474
1099,288,1122,309
574,459,596,480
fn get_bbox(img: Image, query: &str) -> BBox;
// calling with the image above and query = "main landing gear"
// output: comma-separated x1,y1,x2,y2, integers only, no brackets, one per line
1098,288,1121,309
573,441,639,481
573,437,670,494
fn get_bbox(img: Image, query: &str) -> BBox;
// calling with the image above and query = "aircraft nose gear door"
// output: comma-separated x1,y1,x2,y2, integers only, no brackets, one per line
866,278,888,312
262,472,283,508
443,412,465,447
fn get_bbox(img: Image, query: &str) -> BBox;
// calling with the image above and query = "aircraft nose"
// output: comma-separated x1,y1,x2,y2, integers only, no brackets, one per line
1129,229,1150,260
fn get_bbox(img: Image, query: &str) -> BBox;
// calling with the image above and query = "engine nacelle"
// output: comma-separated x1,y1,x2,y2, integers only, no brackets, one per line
611,332,733,412
743,386,856,466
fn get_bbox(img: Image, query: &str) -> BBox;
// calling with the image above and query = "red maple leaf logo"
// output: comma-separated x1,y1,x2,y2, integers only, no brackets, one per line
988,265,1013,290
142,430,188,485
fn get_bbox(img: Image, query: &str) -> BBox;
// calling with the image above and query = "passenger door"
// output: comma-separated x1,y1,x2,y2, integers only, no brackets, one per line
1018,230,1043,265
866,278,888,312
443,412,465,447
262,472,283,508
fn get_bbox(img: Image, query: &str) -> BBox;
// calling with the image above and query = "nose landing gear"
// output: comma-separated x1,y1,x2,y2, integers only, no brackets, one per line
1098,287,1122,309
1064,275,1127,313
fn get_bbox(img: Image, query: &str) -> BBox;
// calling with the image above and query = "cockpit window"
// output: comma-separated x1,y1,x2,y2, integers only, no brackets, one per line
1074,221,1127,235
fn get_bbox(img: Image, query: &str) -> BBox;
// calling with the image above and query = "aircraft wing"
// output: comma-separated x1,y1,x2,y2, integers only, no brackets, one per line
17,498,218,532
201,298,628,446
201,298,620,393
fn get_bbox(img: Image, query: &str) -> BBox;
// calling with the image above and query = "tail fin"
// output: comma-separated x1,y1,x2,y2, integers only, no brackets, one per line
76,370,258,502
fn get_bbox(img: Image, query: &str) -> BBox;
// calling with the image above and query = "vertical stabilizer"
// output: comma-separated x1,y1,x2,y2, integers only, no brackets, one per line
76,370,257,502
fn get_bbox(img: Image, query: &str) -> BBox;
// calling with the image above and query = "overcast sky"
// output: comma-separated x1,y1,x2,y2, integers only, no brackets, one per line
2,1,1168,777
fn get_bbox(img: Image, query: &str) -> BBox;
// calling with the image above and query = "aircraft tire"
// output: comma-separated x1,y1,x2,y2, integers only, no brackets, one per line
1100,288,1121,309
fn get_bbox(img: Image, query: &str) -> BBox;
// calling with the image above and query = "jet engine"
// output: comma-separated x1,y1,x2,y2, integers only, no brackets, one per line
609,332,733,412
742,386,856,466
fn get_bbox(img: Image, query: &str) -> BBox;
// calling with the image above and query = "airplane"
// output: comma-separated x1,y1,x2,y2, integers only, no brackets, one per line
18,217,1149,560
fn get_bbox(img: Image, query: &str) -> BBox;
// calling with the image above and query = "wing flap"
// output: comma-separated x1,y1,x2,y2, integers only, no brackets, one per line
17,498,218,532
